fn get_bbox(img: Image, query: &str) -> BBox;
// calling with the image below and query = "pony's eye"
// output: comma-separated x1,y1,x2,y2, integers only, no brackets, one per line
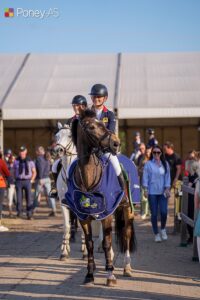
89,125,95,130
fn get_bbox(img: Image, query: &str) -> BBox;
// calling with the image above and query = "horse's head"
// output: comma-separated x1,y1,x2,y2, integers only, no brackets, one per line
54,122,73,156
78,109,120,155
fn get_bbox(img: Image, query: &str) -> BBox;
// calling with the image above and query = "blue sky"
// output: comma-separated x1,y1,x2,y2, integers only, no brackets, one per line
0,0,200,53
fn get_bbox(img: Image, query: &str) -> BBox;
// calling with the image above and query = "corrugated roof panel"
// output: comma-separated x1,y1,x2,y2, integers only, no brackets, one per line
2,54,118,117
0,54,27,105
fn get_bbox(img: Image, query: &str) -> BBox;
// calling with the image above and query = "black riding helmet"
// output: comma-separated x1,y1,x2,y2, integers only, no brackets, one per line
71,95,87,106
89,84,108,97
147,128,155,135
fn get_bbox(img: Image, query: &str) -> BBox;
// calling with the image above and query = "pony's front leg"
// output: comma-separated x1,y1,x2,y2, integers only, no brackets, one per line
123,206,135,277
81,230,88,259
60,205,71,260
80,219,95,285
102,216,117,286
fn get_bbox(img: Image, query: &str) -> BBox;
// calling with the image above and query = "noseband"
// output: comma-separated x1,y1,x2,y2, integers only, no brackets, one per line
56,127,76,156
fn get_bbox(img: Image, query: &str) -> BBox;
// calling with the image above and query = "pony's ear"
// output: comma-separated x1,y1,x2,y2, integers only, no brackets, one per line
57,122,63,129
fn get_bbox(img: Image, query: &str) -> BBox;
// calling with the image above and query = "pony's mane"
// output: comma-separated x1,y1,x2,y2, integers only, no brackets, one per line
71,119,79,147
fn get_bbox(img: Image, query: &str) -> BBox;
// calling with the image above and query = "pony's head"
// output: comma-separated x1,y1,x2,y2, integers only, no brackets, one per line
72,109,120,155
54,122,73,156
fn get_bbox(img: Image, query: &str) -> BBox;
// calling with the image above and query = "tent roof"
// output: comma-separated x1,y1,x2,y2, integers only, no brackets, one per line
1,52,200,120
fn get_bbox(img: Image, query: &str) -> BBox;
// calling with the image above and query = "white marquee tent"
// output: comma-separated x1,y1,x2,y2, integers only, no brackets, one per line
1,52,200,121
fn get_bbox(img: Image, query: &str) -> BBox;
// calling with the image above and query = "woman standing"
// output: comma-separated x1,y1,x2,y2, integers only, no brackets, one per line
0,150,10,231
6,154,16,217
143,145,171,242
138,145,152,219
193,161,200,262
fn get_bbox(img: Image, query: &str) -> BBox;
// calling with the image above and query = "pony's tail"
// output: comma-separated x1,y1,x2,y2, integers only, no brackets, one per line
115,206,137,253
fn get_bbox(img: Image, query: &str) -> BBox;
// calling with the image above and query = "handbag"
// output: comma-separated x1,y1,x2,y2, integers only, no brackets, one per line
194,210,200,237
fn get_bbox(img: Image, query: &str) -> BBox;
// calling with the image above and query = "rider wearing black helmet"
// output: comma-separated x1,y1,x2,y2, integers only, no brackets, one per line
89,83,125,189
50,95,88,198
89,84,116,132
65,95,88,125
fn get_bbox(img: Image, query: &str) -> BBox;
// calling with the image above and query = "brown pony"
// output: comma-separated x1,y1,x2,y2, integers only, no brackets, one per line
70,109,136,285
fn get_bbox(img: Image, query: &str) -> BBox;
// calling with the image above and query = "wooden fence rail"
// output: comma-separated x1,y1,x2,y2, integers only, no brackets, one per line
180,177,198,261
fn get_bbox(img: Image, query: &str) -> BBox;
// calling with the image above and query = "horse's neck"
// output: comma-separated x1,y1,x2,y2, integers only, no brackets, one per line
77,154,101,191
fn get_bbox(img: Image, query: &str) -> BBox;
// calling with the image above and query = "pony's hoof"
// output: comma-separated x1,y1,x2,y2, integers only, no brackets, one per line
83,275,94,285
60,254,69,261
106,278,117,286
123,269,133,277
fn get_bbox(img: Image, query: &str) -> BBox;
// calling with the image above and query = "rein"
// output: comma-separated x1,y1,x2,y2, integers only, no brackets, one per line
77,119,110,191
77,154,102,192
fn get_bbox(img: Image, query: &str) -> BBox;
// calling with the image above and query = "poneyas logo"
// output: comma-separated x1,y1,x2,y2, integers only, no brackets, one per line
4,8,14,17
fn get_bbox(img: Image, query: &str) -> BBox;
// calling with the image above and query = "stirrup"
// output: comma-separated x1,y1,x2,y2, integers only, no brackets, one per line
49,188,58,198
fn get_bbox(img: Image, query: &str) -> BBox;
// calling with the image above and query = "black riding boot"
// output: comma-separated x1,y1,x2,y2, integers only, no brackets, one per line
117,172,126,191
49,172,58,198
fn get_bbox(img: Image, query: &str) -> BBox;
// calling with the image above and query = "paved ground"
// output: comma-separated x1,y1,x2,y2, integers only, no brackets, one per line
0,199,200,300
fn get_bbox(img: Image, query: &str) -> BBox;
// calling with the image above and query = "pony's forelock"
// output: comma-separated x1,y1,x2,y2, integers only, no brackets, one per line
80,109,96,120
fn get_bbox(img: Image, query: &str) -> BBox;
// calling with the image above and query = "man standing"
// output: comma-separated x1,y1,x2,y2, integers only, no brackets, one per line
33,146,57,216
14,146,36,219
163,141,182,187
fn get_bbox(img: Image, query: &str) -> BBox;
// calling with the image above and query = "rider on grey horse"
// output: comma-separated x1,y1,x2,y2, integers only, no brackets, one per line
50,95,88,198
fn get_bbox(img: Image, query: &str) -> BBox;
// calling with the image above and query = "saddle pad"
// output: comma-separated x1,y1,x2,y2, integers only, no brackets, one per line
62,157,124,220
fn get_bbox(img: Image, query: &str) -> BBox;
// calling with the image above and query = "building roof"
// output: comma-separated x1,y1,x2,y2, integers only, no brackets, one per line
1,52,200,120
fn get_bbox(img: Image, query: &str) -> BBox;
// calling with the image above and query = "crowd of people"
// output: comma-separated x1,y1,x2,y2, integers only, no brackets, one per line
130,129,200,256
0,145,56,231
0,82,200,262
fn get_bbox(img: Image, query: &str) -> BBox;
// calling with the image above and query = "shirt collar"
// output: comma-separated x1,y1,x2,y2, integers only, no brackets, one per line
103,105,108,112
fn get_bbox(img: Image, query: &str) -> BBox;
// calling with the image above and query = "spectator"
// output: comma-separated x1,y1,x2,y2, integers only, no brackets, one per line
138,145,152,219
130,134,143,165
6,154,16,217
187,159,199,244
146,128,158,148
163,141,182,188
194,162,200,263
137,143,146,167
33,146,57,217
4,149,12,163
184,150,197,176
13,146,36,220
143,145,171,242
0,150,10,231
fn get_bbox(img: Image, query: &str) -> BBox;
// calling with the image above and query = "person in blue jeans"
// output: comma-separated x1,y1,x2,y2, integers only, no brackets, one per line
142,145,171,242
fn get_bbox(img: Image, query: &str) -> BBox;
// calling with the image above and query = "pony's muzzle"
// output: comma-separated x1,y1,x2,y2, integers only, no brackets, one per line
110,136,120,154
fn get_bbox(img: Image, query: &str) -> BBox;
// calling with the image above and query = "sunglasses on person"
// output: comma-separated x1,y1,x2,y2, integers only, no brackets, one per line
153,151,161,155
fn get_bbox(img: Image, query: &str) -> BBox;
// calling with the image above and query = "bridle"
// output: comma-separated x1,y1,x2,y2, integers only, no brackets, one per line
79,119,113,154
56,127,76,157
